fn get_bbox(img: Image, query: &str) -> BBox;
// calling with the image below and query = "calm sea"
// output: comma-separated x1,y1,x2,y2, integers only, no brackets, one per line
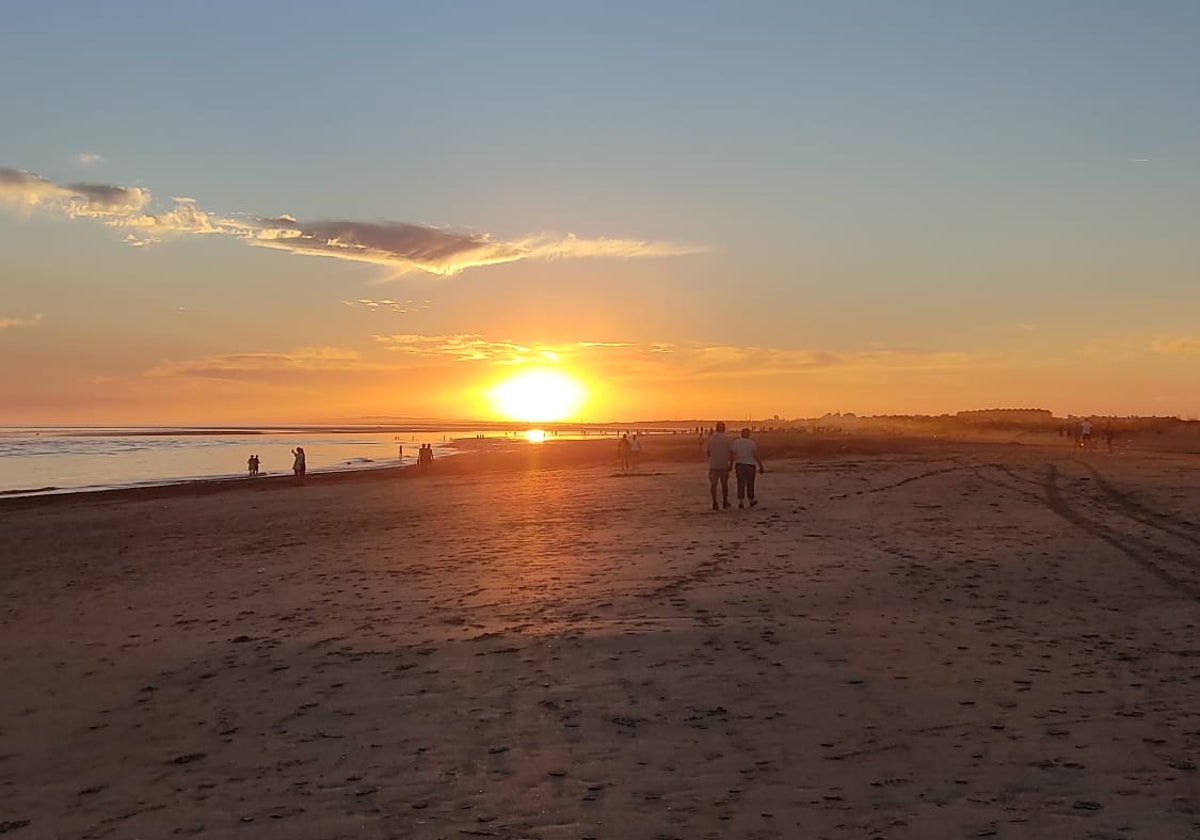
0,427,553,498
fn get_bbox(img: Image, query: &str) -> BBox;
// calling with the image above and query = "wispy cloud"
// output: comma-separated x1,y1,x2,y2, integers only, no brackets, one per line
342,298,431,314
1,168,152,218
128,336,986,412
1151,336,1200,356
0,313,43,329
253,219,699,276
1081,335,1200,360
373,334,562,364
146,347,373,381
369,333,978,377
0,167,704,277
657,344,977,377
75,152,105,166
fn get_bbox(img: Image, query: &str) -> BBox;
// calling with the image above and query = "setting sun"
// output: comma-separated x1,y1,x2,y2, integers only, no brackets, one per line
486,369,586,422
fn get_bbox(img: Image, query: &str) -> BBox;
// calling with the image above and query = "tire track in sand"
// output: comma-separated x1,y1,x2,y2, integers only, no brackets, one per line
1040,463,1200,601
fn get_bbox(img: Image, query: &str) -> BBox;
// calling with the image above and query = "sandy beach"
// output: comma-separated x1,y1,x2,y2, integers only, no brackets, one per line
2,436,1199,839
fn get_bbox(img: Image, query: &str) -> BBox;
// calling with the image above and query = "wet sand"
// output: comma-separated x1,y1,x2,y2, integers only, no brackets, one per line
2,437,1199,838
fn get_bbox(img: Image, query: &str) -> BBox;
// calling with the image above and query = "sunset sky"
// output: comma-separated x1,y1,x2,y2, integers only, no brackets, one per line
2,2,1198,425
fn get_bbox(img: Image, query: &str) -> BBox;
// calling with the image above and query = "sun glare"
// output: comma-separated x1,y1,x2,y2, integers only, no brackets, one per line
524,428,547,443
487,369,585,423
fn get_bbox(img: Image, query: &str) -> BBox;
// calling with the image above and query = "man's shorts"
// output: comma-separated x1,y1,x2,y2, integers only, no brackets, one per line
709,468,730,481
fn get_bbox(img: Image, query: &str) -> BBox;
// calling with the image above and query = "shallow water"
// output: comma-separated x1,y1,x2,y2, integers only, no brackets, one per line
0,427,519,497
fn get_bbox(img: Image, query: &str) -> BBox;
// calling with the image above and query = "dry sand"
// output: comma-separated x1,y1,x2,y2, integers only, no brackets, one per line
1,436,1199,839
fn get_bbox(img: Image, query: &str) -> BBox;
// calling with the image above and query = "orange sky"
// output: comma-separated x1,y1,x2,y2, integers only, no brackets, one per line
3,5,1199,424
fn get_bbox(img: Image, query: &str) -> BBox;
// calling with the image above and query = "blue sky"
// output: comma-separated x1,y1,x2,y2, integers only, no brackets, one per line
2,2,1198,422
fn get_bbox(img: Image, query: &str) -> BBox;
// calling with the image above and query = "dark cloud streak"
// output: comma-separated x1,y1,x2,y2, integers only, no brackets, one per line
2,167,703,276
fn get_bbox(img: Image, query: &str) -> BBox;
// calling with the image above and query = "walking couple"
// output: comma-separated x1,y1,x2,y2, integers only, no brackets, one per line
704,422,765,510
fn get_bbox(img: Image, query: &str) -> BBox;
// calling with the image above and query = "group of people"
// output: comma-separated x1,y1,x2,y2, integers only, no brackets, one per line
616,432,642,472
615,425,767,507
253,430,769,503
245,448,304,480
704,422,766,510
291,446,306,479
251,441,437,484
417,443,435,469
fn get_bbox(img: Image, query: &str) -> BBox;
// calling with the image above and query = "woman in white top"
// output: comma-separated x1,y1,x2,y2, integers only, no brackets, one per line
731,428,765,507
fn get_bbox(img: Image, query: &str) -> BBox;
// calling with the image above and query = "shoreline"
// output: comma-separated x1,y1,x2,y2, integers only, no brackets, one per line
2,430,1193,508
4,424,1195,505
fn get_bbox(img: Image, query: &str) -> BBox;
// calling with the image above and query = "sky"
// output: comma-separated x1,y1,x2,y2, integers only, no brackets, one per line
2,1,1198,425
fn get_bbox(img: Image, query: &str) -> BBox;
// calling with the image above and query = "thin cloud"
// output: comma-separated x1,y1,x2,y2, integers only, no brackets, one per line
147,347,370,380
253,219,701,276
368,334,978,378
0,313,43,329
0,167,704,277
1151,336,1200,356
342,298,430,314
372,334,556,364
1081,336,1142,358
75,152,105,166
135,336,986,400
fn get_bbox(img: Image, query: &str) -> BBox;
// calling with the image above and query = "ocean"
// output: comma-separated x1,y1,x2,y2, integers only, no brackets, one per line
0,426,549,498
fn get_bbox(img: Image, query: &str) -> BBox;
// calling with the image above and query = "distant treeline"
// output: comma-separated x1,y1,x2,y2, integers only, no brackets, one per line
745,410,1198,438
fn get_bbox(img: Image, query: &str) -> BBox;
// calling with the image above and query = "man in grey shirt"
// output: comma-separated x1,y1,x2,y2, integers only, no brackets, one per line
705,421,735,510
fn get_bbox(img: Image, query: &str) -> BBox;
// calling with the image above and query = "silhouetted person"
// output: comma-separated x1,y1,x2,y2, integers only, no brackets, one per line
291,447,306,480
629,433,642,471
1080,419,1093,449
705,421,734,510
1104,422,1114,454
617,433,632,473
247,454,255,477
732,427,766,507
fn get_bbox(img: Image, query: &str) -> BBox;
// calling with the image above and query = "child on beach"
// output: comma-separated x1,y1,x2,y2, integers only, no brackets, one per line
291,447,306,479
